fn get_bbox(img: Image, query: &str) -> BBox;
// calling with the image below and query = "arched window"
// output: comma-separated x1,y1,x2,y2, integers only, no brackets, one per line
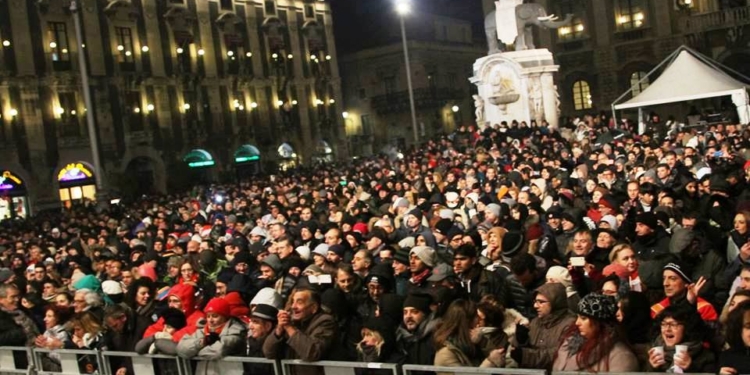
630,71,650,96
572,80,592,110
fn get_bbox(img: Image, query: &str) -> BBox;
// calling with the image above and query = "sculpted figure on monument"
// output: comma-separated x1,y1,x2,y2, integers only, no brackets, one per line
484,0,573,52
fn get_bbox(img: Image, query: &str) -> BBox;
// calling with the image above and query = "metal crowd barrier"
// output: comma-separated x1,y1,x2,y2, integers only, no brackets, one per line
99,351,190,375
281,359,399,375
0,346,34,375
552,373,715,375
32,348,103,375
402,365,544,375
192,356,280,375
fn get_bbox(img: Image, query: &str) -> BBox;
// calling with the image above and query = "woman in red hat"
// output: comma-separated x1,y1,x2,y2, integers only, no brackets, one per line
176,297,247,374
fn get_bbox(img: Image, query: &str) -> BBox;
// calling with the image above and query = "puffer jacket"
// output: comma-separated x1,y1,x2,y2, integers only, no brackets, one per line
144,284,205,341
457,264,509,307
515,283,576,370
176,318,247,375
263,311,338,375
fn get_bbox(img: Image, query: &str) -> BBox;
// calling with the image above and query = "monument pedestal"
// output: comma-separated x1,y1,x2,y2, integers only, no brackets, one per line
470,49,560,130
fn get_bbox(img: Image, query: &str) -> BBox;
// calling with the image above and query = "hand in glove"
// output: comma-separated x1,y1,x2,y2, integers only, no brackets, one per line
204,332,220,346
195,318,206,330
515,323,530,345
510,347,523,365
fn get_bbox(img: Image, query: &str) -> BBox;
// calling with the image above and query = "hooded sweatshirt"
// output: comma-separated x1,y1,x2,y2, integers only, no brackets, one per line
143,284,205,341
517,283,576,370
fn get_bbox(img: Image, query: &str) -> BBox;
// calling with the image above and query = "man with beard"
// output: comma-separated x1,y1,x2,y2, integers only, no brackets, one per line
262,288,338,371
395,293,437,366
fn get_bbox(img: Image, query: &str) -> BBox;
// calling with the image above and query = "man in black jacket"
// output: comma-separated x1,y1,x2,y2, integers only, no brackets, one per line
452,244,509,307
395,293,436,366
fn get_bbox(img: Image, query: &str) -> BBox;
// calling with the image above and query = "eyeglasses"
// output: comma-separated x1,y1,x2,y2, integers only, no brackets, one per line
533,299,549,305
660,322,682,329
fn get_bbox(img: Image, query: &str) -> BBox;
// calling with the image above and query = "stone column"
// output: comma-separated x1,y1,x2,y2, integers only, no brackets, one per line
540,71,559,129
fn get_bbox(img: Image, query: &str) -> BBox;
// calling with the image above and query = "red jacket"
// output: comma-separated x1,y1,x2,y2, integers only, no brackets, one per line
143,284,205,342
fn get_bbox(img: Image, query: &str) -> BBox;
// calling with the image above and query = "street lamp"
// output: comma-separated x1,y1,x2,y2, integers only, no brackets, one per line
452,105,459,113
395,0,419,145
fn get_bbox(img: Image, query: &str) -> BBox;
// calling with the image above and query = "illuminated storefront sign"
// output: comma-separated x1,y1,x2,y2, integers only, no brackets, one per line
58,163,94,182
0,171,23,191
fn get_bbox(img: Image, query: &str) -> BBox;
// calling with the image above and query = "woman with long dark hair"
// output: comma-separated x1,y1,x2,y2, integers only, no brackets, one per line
125,277,156,340
433,299,506,374
719,300,750,374
552,293,638,372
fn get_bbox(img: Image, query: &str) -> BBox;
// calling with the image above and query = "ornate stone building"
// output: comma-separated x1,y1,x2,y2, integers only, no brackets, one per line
480,0,750,120
0,0,343,214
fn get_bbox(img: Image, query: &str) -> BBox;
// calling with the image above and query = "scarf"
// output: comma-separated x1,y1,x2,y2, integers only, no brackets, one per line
410,268,431,285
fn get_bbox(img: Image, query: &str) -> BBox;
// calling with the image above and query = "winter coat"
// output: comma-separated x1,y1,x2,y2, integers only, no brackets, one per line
457,264,509,307
262,311,338,375
144,284,205,341
133,300,157,341
176,318,247,375
434,342,496,375
718,347,750,374
515,283,576,370
0,309,29,346
646,338,716,373
395,316,439,366
552,339,638,372
632,230,675,295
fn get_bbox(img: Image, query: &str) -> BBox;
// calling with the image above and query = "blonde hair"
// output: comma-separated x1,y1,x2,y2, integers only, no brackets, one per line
356,328,385,356
608,243,634,263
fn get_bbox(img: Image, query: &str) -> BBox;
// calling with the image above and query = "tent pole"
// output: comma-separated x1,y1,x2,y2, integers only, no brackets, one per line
638,108,644,135
611,104,618,129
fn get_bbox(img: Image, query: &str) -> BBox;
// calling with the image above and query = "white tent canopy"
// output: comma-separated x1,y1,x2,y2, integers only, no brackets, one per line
612,46,750,124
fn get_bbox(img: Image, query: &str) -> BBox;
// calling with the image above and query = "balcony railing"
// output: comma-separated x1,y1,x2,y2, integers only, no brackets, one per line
371,87,463,115
679,6,750,33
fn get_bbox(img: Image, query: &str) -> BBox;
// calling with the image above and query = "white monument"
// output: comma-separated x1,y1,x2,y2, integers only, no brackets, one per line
473,0,571,130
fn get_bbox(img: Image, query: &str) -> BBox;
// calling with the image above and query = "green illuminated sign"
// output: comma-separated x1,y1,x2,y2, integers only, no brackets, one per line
235,156,260,163
188,161,215,168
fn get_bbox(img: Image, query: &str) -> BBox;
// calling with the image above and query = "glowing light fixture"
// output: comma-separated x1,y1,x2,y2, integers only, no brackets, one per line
142,46,149,52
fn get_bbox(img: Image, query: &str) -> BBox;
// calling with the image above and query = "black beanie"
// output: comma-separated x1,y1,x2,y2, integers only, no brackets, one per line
162,308,187,330
636,212,658,231
407,208,423,222
403,293,432,315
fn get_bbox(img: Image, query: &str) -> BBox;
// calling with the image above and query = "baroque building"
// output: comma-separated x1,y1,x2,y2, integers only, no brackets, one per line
483,0,750,120
0,0,344,215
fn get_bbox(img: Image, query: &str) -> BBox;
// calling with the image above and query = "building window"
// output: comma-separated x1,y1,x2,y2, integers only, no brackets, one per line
572,80,592,110
305,5,314,18
58,92,80,137
126,91,144,132
361,114,372,135
220,0,233,11
447,72,457,88
616,0,646,30
358,88,366,99
115,27,135,69
265,1,276,15
630,71,650,96
48,22,71,70
384,77,396,96
169,0,184,3
557,1,585,41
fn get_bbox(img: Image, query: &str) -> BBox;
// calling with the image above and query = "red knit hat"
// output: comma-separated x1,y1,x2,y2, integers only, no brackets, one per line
204,297,230,317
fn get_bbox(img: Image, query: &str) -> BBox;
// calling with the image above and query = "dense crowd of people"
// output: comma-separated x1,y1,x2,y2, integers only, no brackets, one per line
2,115,750,375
